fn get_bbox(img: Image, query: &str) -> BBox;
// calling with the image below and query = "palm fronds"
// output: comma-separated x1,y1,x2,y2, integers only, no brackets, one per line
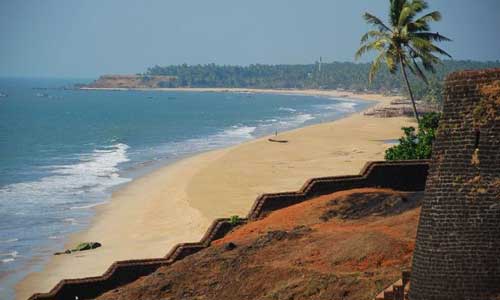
356,0,451,83
355,0,451,122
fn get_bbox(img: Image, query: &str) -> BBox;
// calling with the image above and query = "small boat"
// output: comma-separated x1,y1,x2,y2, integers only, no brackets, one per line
268,138,288,143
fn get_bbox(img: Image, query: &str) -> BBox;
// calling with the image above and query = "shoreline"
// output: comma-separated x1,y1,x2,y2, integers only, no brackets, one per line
79,87,393,102
16,89,413,300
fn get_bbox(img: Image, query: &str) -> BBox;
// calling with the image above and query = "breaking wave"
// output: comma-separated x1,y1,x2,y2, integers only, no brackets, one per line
0,143,131,205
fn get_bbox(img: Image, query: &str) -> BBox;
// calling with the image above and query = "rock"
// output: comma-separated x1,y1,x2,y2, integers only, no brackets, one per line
160,281,172,292
319,191,422,221
224,242,237,251
53,249,72,255
53,242,102,255
72,242,102,252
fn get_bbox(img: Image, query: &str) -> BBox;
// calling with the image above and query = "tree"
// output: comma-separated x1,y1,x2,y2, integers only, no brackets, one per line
355,0,451,123
142,60,500,100
385,112,441,160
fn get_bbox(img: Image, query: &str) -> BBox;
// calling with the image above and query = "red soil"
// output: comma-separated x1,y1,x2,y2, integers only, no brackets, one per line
98,188,422,300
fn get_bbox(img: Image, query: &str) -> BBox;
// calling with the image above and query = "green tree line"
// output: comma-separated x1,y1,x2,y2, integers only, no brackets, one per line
145,60,499,104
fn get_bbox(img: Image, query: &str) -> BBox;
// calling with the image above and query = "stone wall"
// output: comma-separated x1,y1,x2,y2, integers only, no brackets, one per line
410,68,500,300
248,160,429,219
28,160,429,300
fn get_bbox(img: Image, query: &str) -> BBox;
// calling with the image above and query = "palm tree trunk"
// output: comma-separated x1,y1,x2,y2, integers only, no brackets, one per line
399,57,420,124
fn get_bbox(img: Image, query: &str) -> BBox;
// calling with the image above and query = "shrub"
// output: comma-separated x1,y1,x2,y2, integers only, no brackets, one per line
385,112,441,160
229,215,240,225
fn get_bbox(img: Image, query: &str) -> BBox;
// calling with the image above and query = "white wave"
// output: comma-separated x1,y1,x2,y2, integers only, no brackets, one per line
0,143,131,205
218,126,256,139
70,202,107,210
318,101,357,112
132,125,257,163
278,113,314,127
248,113,317,137
0,251,18,263
183,125,256,151
278,107,297,112
63,218,79,224
0,238,18,243
257,119,277,124
0,251,18,258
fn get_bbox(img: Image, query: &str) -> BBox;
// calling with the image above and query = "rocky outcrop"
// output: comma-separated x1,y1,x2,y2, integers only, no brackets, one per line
84,75,177,89
54,242,102,255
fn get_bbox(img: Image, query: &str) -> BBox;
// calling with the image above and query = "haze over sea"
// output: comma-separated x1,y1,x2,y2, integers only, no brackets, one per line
0,78,370,298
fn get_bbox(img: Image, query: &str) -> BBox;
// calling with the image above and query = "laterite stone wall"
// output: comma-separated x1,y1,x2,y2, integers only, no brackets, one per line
410,69,500,300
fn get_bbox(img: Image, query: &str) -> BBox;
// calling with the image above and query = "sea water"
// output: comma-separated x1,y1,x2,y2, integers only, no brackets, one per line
0,78,371,299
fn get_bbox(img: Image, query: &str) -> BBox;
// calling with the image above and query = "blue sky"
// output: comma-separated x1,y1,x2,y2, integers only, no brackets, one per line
1,0,499,78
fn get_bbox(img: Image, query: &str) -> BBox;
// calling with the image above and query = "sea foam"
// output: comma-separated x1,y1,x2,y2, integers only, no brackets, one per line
0,251,18,263
0,143,131,204
320,101,357,112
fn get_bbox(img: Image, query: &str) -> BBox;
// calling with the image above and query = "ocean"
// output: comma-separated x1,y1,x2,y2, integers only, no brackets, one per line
0,78,371,299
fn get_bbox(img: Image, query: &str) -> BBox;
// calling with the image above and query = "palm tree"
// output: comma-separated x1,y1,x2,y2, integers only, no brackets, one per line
355,0,451,123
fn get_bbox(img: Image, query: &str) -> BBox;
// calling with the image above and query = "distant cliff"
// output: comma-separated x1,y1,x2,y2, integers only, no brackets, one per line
84,75,177,89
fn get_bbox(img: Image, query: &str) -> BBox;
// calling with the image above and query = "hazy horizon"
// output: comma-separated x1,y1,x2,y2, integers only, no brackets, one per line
1,0,500,78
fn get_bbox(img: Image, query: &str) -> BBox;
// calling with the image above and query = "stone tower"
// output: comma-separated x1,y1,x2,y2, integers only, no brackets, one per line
410,68,500,299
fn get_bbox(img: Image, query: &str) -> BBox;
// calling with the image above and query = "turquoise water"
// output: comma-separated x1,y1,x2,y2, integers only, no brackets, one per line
0,78,371,299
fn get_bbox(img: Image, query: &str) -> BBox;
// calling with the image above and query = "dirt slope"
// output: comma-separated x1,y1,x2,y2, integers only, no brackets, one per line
98,188,422,300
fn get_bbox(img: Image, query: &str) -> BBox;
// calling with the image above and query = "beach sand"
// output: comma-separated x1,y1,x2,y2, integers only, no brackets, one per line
16,89,414,300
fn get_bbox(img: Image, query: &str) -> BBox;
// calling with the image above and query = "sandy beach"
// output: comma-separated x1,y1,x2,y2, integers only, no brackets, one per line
16,89,414,300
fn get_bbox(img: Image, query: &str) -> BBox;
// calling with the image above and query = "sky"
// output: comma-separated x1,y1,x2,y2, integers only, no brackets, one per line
1,0,499,78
